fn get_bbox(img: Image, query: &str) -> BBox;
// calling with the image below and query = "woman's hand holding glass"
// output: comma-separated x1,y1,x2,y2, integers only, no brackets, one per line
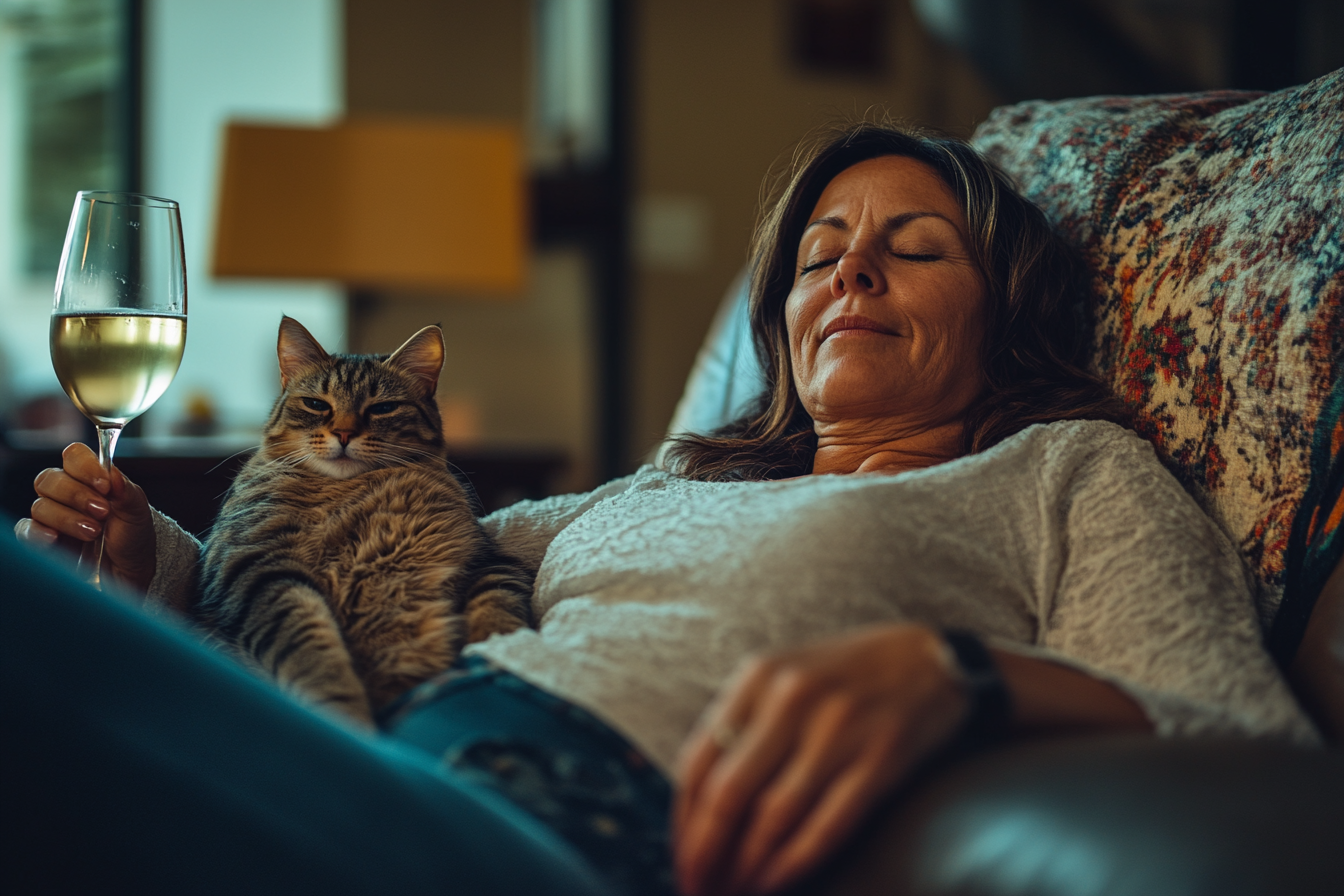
17,443,159,594
673,625,969,896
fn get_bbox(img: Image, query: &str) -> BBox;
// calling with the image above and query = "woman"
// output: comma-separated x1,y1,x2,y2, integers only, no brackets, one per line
13,122,1316,896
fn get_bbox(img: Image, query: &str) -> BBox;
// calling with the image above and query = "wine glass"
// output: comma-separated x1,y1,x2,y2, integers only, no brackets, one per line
50,191,187,589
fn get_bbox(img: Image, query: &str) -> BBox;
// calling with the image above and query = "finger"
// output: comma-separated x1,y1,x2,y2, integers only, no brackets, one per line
14,518,59,548
61,442,110,493
678,671,816,896
675,720,771,896
675,726,725,837
727,696,861,893
33,468,112,521
674,658,786,856
751,748,895,895
675,658,777,836
677,726,774,896
30,496,102,543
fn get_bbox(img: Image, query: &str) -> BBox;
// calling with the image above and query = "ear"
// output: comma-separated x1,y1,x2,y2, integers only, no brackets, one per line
385,325,444,399
277,316,330,390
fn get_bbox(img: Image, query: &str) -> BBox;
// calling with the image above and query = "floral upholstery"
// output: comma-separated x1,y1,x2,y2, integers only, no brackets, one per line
972,69,1343,660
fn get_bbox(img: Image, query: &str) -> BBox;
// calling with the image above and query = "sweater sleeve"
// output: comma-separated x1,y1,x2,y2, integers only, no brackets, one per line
143,507,202,617
480,473,638,577
1032,425,1320,745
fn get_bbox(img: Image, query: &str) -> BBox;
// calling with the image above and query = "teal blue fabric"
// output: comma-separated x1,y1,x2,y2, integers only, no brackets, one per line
0,523,614,896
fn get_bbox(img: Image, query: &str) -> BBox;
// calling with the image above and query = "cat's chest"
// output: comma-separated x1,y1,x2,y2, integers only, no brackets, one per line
241,467,479,566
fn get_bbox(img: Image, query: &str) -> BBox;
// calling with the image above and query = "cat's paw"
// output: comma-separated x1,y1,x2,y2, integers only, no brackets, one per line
316,692,376,729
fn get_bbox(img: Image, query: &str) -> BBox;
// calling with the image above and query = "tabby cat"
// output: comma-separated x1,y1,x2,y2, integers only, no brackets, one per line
197,316,532,724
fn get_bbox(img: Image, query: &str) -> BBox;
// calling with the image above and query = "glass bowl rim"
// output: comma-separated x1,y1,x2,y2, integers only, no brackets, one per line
76,190,179,210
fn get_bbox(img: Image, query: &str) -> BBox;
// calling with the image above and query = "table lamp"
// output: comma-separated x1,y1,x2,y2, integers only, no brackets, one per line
212,119,525,293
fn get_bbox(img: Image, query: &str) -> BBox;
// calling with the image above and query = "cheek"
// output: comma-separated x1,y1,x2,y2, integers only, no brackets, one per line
784,289,817,362
931,286,989,389
953,285,989,357
912,275,985,347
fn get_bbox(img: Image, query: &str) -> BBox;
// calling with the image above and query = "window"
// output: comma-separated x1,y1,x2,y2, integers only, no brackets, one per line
0,0,135,418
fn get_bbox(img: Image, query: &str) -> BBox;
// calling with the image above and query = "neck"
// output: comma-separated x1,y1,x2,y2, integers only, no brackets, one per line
810,416,967,476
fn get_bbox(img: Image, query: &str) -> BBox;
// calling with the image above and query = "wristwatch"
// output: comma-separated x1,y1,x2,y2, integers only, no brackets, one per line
941,629,1013,745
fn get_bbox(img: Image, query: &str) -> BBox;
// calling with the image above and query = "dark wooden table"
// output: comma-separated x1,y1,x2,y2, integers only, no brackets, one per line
1,439,568,538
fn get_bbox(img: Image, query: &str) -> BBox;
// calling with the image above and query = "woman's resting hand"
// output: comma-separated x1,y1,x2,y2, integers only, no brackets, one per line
673,622,1154,896
14,442,157,593
673,624,968,896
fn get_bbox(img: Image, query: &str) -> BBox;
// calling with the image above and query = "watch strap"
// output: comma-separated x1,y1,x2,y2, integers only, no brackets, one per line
941,629,1013,745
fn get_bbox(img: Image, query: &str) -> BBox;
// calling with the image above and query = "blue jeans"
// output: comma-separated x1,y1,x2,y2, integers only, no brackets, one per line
383,657,677,895
0,525,651,895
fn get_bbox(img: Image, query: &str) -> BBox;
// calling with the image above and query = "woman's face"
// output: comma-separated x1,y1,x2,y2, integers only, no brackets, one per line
785,155,988,430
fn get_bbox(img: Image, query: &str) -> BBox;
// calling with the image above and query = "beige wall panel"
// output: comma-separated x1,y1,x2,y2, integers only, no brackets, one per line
346,0,527,119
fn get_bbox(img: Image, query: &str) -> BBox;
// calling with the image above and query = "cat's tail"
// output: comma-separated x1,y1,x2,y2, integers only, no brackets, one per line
461,550,535,643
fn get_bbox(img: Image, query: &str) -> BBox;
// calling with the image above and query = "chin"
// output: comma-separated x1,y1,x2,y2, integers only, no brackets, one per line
809,361,908,408
305,456,373,479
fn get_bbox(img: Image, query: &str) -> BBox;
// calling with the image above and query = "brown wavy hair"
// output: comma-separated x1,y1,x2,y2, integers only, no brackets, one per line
664,120,1126,482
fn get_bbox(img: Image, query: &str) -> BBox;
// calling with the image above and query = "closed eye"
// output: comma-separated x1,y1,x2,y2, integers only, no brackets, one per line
367,401,400,415
301,397,331,412
801,253,938,275
800,257,840,275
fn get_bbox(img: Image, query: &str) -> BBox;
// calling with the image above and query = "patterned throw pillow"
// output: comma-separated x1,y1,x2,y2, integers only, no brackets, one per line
972,69,1343,662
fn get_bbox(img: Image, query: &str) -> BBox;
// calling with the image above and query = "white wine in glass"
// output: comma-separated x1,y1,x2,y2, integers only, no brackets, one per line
51,191,187,589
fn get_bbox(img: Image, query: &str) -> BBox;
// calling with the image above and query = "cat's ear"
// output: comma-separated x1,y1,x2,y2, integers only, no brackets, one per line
277,316,330,389
385,326,444,399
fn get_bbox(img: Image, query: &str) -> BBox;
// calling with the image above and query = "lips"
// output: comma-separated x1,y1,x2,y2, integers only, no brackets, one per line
821,314,897,342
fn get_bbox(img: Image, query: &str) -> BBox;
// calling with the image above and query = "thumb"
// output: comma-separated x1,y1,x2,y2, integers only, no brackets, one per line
107,465,150,516
107,463,130,500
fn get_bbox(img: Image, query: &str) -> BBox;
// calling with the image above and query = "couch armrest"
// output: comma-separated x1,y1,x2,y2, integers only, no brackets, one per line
1291,557,1344,743
810,736,1344,896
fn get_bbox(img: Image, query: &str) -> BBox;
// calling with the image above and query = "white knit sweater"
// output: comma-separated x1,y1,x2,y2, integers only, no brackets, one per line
150,420,1319,772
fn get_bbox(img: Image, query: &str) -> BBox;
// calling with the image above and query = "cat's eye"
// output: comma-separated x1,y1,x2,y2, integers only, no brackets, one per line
301,397,330,412
367,401,400,415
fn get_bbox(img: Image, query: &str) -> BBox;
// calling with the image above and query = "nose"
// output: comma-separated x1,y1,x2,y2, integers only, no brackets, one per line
333,428,355,447
831,247,885,298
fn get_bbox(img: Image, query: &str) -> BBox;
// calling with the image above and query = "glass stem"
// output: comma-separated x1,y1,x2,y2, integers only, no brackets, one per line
77,424,123,589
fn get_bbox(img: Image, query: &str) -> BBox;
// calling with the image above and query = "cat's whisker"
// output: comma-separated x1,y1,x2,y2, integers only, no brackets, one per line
260,448,303,466
264,448,315,469
206,446,262,476
374,447,434,462
366,444,442,464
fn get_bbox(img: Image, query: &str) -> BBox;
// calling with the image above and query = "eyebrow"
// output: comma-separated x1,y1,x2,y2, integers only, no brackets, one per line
803,210,957,234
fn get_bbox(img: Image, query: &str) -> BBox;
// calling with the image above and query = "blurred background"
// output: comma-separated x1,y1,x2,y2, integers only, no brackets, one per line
1,0,1340,532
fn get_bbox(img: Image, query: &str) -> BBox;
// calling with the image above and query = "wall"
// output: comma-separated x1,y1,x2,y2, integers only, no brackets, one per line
344,0,599,492
143,0,346,436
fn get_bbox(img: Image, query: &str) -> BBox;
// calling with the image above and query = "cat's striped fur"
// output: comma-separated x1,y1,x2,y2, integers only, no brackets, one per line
197,317,531,724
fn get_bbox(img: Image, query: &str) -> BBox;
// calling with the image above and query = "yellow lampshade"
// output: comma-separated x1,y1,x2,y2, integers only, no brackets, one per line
212,119,525,293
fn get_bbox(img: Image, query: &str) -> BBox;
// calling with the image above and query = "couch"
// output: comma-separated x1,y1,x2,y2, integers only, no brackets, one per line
666,70,1343,894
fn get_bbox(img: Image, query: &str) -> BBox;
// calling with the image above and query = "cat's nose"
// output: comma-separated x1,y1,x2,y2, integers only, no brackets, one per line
333,429,355,447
